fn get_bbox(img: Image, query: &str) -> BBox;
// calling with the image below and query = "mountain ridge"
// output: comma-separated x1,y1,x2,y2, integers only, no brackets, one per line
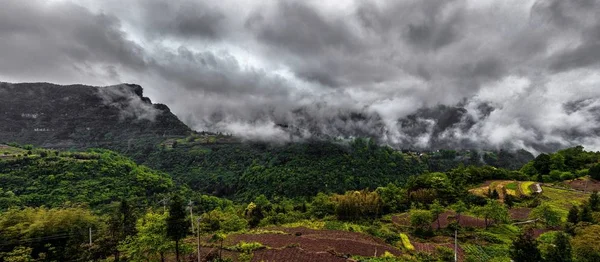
0,82,190,149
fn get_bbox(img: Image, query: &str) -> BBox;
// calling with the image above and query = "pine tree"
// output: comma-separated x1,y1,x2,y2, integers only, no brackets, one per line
509,230,542,262
167,195,189,262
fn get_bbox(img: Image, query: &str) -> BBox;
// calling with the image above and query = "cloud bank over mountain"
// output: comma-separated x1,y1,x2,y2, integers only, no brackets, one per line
1,0,600,152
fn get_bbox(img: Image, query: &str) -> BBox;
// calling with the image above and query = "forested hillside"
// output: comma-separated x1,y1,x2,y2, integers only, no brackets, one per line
136,135,533,201
0,145,173,211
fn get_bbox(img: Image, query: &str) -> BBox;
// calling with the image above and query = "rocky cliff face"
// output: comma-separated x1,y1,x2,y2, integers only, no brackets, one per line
0,82,190,149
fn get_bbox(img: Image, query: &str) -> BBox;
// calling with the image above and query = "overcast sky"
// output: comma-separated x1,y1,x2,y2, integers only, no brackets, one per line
1,0,600,152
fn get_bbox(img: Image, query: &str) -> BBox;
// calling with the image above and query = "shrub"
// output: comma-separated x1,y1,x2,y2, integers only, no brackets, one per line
560,172,574,181
232,241,264,253
400,233,414,251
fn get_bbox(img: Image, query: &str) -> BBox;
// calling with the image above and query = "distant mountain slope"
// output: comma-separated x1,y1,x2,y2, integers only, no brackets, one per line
0,82,190,149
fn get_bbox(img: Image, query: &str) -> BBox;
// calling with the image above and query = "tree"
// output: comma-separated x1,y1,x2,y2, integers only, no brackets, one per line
2,246,34,262
376,183,408,213
567,206,579,224
120,200,137,236
210,232,226,261
0,207,98,261
530,203,562,227
589,191,599,211
108,200,137,262
572,225,600,262
410,209,433,234
534,153,552,176
545,232,572,262
474,200,509,228
510,229,542,262
167,195,189,262
244,202,264,228
310,192,335,218
589,163,600,180
430,200,444,230
580,205,593,223
332,190,382,221
119,212,173,262
504,193,516,208
452,200,468,226
490,189,500,200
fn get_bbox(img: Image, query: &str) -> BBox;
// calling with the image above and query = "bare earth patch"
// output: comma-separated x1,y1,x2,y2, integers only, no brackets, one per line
566,177,600,192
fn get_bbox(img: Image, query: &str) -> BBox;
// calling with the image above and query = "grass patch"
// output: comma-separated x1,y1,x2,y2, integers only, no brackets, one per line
280,220,325,230
520,182,534,196
484,224,520,244
464,244,511,262
542,187,588,219
505,182,517,190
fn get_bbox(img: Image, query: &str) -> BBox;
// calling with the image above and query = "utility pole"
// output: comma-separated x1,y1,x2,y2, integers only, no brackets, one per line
159,198,168,213
188,200,195,234
454,229,457,262
197,217,202,262
89,227,93,245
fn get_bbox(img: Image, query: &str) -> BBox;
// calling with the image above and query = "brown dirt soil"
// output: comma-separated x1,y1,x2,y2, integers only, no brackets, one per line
252,247,346,262
531,229,555,238
391,213,411,226
268,226,390,246
226,232,402,258
509,208,532,221
412,242,465,261
567,178,600,192
393,211,487,229
431,211,487,229
197,247,240,262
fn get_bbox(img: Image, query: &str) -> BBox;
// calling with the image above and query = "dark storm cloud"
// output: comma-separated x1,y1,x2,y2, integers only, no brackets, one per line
247,1,361,55
135,0,226,40
0,1,146,83
534,0,600,72
2,0,600,152
149,46,291,96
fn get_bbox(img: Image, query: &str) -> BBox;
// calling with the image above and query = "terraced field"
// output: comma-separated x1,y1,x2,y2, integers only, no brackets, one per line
0,144,27,160
393,211,487,229
469,180,539,200
206,227,404,261
519,181,535,196
566,177,600,192
542,187,589,219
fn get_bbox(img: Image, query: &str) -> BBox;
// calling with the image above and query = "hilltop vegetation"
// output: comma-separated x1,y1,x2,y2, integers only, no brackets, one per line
0,145,173,211
136,134,533,201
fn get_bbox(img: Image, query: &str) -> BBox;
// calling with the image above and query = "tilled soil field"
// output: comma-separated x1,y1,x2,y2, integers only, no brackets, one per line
252,247,346,262
225,229,403,258
393,211,487,229
509,208,532,221
412,242,465,261
567,178,600,192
